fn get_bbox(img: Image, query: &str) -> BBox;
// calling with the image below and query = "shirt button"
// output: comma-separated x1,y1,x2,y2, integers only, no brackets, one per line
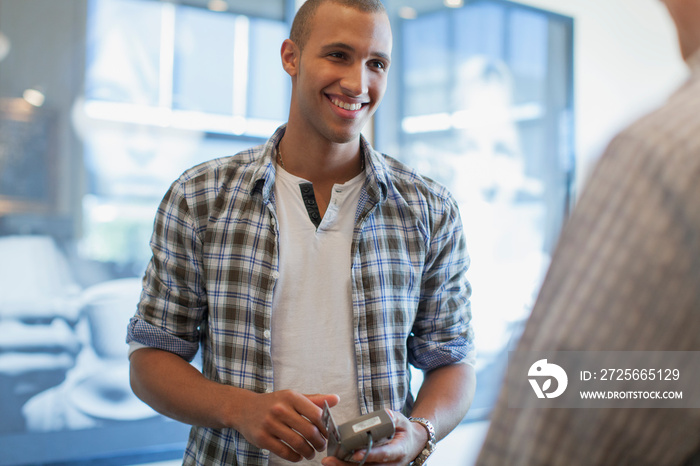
271,271,280,280
262,450,270,456
263,329,271,339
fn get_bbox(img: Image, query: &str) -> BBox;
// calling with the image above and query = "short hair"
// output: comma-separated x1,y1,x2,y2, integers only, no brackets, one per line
289,0,387,51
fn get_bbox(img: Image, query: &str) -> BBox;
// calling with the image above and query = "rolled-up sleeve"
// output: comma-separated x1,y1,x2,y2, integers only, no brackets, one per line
409,196,476,370
126,176,207,363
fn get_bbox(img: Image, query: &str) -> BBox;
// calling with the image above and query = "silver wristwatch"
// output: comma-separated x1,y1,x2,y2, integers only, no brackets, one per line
408,417,436,466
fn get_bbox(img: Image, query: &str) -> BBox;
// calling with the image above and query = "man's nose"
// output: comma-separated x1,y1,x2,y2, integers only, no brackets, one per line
340,63,368,97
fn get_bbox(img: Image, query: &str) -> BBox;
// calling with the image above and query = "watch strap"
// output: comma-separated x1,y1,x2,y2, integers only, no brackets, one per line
408,417,436,466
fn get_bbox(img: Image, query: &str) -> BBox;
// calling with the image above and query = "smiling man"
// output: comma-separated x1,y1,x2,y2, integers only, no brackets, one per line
127,1,476,465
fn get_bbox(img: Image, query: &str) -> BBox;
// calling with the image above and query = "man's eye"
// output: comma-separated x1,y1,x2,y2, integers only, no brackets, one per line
369,60,386,70
328,52,345,59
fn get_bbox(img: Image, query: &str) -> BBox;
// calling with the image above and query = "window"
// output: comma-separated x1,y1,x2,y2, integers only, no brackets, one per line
377,0,574,420
0,0,573,463
0,0,288,463
79,0,290,273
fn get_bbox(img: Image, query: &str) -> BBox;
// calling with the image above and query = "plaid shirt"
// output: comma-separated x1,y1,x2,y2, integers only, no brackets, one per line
127,125,474,465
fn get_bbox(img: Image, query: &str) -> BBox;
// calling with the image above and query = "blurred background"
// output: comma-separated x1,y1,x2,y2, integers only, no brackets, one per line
0,0,686,464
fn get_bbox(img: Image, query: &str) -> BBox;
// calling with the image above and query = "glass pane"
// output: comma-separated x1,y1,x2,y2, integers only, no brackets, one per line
402,11,450,116
454,3,506,62
379,0,574,426
508,8,549,104
0,0,286,462
248,17,291,121
85,0,162,106
173,6,237,115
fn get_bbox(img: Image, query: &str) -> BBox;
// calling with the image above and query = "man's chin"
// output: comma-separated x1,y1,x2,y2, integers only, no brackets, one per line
326,125,366,145
330,134,360,144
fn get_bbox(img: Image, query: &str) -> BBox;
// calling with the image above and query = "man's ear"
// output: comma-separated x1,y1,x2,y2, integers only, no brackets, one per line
281,39,300,77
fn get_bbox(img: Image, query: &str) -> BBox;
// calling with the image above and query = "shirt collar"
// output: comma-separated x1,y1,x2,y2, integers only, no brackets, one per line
359,133,389,203
251,125,389,204
249,125,285,201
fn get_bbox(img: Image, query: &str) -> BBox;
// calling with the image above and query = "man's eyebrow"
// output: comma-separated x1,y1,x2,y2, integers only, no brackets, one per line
321,42,391,63
373,50,392,63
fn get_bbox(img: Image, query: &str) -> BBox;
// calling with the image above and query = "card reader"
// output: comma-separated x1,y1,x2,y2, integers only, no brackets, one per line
323,401,395,464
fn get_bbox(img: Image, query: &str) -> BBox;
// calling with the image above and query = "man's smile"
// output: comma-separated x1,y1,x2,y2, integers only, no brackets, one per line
328,95,366,112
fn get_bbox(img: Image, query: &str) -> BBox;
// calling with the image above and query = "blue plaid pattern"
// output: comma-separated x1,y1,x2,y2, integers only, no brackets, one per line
127,125,474,465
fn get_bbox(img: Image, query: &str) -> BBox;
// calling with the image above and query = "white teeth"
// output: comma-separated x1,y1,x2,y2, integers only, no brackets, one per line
331,98,362,111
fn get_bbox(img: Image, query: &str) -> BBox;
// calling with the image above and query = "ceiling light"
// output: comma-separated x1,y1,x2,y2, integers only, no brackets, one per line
207,0,228,12
398,6,417,20
23,88,45,107
444,0,464,8
0,31,10,62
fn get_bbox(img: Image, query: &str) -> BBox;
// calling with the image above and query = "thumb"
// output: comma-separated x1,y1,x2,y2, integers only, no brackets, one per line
306,393,340,408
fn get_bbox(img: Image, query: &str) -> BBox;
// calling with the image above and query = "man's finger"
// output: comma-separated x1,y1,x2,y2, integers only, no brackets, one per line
266,396,327,453
306,393,341,409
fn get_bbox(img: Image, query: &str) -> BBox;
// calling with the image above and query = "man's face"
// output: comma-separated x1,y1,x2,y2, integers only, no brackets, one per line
287,3,392,145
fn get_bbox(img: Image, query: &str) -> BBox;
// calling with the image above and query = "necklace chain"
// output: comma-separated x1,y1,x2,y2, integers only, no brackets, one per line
276,146,365,172
276,146,286,169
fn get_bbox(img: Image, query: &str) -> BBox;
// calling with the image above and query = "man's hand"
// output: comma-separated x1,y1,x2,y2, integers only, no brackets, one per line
130,348,341,462
233,390,340,462
320,410,427,466
320,363,475,465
